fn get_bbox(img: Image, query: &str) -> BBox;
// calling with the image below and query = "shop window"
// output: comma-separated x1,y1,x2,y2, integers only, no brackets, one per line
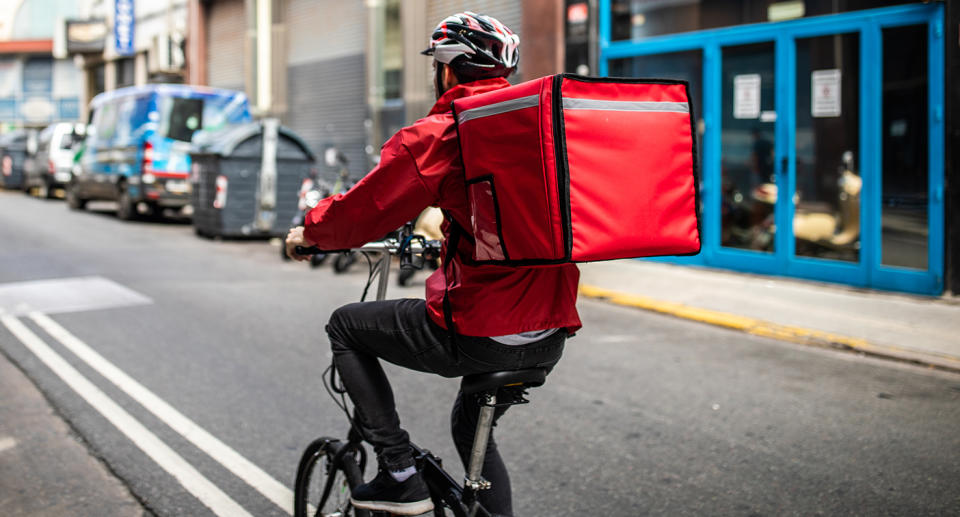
383,0,402,100
91,64,106,97
23,57,53,95
116,57,135,88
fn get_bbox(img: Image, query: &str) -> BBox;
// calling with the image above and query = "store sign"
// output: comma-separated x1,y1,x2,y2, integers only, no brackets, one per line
21,97,55,123
733,74,761,119
812,69,841,118
114,0,135,56
66,19,107,53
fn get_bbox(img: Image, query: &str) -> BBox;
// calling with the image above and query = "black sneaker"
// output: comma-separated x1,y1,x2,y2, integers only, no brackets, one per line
350,469,434,515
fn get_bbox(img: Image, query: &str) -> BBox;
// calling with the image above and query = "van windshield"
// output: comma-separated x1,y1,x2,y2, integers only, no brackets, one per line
159,93,249,142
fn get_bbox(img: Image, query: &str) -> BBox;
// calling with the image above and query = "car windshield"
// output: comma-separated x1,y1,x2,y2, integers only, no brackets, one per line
56,129,84,151
159,93,249,142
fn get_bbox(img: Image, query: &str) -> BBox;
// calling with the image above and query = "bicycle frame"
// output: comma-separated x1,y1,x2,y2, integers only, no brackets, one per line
301,235,498,517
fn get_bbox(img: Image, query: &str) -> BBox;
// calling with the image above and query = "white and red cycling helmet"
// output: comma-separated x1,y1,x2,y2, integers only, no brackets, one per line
422,11,519,81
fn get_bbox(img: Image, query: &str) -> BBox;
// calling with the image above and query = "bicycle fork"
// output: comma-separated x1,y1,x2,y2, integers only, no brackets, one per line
463,392,497,517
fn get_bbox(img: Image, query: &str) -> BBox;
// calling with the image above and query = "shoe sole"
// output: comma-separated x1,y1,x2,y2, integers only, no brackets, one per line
350,497,434,515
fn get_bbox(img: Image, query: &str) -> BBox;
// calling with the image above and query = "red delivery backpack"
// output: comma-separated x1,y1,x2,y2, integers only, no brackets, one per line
452,74,701,265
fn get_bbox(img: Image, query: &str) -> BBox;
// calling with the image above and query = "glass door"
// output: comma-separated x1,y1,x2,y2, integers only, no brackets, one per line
792,33,861,264
713,40,782,273
879,25,929,271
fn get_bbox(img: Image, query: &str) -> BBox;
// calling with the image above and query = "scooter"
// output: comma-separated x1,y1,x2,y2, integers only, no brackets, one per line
792,151,861,255
748,151,861,256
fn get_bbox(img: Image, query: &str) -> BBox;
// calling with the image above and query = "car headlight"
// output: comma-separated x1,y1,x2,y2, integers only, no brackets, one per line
142,173,156,184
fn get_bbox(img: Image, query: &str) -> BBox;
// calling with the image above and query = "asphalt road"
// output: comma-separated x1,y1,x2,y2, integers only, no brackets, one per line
1,190,958,517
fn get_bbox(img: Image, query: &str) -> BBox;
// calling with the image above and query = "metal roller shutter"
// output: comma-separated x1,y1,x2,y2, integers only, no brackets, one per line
286,0,366,65
206,0,245,91
284,0,368,180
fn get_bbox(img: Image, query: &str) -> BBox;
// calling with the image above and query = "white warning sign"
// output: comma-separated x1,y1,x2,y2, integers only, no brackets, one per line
734,74,761,119
812,69,841,118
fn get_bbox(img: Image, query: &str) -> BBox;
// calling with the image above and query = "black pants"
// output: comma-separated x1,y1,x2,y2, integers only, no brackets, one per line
326,299,565,516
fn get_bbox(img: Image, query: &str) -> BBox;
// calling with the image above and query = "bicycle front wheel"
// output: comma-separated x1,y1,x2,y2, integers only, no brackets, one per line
294,437,369,517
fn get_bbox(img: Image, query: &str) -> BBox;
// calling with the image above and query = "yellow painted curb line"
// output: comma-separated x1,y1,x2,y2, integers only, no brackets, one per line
579,284,960,370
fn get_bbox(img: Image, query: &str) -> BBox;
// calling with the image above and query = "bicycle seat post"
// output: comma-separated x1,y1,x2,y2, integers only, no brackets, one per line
464,391,496,515
374,249,391,301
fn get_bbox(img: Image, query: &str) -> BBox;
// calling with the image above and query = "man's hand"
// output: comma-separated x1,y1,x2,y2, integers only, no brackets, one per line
285,226,314,262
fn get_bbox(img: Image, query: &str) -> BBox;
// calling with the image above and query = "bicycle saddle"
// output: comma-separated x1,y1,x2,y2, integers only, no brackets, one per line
460,368,547,395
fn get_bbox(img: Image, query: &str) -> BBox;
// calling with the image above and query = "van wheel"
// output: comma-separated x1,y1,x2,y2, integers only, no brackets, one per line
117,187,137,221
66,182,87,210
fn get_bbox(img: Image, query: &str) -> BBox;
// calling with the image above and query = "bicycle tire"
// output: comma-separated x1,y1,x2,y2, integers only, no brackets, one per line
294,437,370,517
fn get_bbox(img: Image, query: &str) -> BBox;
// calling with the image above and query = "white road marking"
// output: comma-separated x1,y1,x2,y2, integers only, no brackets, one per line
0,436,16,453
592,334,637,344
0,314,253,517
0,277,151,316
29,312,295,515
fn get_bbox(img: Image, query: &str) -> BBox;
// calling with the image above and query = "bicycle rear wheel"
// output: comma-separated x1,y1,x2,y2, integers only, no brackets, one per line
294,437,369,517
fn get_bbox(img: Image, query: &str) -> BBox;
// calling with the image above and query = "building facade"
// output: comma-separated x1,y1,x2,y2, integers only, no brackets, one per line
64,0,189,121
196,0,548,182
595,0,954,296
0,0,83,131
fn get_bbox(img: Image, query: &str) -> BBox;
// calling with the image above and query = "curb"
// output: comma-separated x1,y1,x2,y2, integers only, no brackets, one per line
579,284,960,374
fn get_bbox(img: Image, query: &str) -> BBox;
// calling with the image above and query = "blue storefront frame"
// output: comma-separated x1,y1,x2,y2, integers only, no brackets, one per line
598,2,945,295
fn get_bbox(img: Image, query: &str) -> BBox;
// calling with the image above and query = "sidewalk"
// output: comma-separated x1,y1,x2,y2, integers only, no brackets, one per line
0,350,147,517
579,260,960,372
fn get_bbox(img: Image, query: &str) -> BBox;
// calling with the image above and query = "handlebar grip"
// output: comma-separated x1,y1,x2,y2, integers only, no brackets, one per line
295,245,323,255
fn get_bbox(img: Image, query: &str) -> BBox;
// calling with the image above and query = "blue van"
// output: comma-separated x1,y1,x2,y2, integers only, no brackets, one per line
67,84,252,219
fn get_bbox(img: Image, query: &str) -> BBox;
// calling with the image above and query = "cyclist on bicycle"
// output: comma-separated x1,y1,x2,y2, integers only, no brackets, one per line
286,12,581,516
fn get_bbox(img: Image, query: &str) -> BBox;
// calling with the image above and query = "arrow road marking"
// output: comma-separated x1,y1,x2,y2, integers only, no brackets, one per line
28,312,295,515
1,314,254,517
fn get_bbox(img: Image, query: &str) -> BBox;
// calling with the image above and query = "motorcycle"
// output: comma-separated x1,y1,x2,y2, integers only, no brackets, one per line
281,147,356,269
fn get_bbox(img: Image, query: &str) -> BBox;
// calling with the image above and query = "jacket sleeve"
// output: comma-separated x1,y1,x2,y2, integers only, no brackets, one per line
303,132,437,250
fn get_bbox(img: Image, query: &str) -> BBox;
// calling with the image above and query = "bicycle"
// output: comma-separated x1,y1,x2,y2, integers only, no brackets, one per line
292,228,549,517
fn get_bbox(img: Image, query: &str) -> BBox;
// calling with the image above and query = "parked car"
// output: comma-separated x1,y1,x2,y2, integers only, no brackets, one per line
0,130,33,190
24,122,86,199
67,84,252,219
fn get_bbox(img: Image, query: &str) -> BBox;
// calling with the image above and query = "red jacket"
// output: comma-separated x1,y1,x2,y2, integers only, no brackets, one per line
304,78,581,336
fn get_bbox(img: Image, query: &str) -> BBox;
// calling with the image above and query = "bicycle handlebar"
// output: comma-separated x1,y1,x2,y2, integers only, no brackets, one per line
294,245,325,255
295,239,442,260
